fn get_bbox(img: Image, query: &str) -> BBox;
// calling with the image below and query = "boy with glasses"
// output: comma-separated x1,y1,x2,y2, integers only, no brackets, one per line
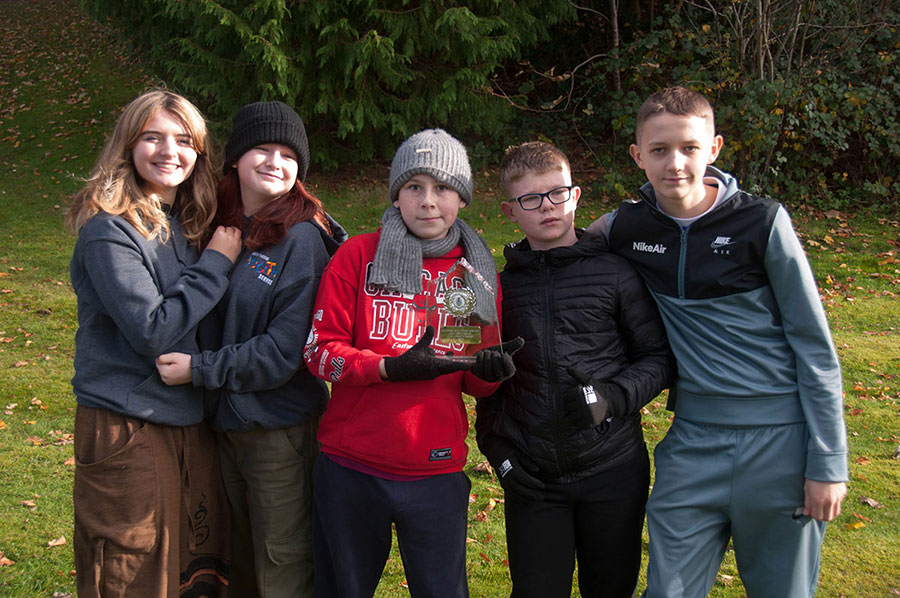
475,141,675,598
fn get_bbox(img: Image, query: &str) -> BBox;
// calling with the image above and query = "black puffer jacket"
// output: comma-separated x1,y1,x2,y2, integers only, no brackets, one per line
476,231,675,483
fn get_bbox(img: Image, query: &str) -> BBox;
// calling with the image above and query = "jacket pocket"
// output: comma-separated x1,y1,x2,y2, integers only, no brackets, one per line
339,385,464,468
74,423,159,553
126,372,203,426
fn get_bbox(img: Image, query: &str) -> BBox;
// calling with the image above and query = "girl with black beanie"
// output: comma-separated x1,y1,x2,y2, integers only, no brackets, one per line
156,101,346,597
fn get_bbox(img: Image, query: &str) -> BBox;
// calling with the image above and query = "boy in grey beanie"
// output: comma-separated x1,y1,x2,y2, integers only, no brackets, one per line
304,128,522,597
388,128,473,204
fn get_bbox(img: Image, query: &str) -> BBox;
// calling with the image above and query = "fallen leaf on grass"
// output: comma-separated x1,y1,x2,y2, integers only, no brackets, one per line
51,431,74,445
853,512,872,522
845,520,866,530
860,496,883,509
21,499,36,509
855,456,871,465
47,536,66,548
473,460,492,474
0,551,14,566
64,457,75,466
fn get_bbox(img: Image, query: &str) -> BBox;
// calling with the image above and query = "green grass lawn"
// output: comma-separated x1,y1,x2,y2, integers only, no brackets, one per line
2,1,899,596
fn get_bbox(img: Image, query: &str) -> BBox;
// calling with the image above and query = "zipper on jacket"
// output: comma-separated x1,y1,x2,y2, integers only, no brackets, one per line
677,226,689,299
540,253,571,477
638,186,691,300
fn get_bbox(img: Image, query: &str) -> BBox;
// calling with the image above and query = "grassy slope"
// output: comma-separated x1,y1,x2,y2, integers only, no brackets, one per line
0,1,155,594
1,1,898,596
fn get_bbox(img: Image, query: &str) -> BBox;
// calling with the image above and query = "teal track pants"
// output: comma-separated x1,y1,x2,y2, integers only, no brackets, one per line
644,418,826,598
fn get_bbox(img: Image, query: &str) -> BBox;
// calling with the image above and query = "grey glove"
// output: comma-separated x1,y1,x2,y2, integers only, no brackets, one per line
565,366,627,427
383,326,470,382
471,337,525,382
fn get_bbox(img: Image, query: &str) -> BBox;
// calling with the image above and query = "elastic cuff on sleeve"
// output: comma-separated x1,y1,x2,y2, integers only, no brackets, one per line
199,247,236,273
190,353,205,387
358,352,389,385
805,451,849,482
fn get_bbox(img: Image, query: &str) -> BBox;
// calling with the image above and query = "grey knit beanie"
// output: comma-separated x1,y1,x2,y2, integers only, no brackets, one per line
223,101,310,181
388,128,472,204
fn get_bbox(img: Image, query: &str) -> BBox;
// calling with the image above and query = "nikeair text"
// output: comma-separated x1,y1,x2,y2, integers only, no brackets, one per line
633,241,668,254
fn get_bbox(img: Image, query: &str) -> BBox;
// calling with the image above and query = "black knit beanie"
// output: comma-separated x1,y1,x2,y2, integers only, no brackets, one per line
223,101,310,181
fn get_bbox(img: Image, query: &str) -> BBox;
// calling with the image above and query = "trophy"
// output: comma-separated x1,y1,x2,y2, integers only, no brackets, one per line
418,257,501,362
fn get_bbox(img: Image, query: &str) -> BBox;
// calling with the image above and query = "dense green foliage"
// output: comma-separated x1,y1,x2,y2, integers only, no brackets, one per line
81,0,899,209
503,1,900,210
80,0,573,166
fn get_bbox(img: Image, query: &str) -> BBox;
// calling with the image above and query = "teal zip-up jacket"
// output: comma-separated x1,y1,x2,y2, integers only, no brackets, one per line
588,166,848,483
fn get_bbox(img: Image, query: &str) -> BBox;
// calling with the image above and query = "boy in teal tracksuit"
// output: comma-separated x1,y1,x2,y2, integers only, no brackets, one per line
588,86,848,597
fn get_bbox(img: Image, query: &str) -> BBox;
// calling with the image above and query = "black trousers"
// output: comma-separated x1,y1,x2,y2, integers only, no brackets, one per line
505,447,650,598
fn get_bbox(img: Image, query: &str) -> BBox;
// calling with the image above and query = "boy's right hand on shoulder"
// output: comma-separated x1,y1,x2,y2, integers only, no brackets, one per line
483,438,545,501
382,325,470,382
205,226,242,263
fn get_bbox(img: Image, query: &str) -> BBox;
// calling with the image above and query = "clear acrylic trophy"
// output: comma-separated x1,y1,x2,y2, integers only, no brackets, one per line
418,257,502,362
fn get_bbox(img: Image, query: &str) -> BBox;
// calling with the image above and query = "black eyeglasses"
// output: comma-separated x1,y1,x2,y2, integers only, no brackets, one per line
513,186,574,210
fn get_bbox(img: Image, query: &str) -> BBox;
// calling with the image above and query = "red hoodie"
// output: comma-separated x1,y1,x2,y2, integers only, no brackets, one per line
304,232,501,476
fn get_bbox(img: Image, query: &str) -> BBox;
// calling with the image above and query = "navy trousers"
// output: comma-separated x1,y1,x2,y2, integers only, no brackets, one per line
312,454,471,598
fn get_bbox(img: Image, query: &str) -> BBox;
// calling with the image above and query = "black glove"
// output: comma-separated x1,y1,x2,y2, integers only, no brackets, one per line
383,326,470,382
565,366,627,428
481,436,545,501
471,337,525,383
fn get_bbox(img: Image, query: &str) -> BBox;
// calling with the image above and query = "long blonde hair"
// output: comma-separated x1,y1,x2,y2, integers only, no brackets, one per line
65,90,218,246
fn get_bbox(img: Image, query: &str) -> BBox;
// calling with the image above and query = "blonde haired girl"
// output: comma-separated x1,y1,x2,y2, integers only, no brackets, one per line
68,89,241,598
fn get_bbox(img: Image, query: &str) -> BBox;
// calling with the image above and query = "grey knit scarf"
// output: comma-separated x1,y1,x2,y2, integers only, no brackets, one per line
370,206,498,324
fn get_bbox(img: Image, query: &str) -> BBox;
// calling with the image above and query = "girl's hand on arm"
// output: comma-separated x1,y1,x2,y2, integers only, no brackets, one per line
156,352,193,385
205,226,242,263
